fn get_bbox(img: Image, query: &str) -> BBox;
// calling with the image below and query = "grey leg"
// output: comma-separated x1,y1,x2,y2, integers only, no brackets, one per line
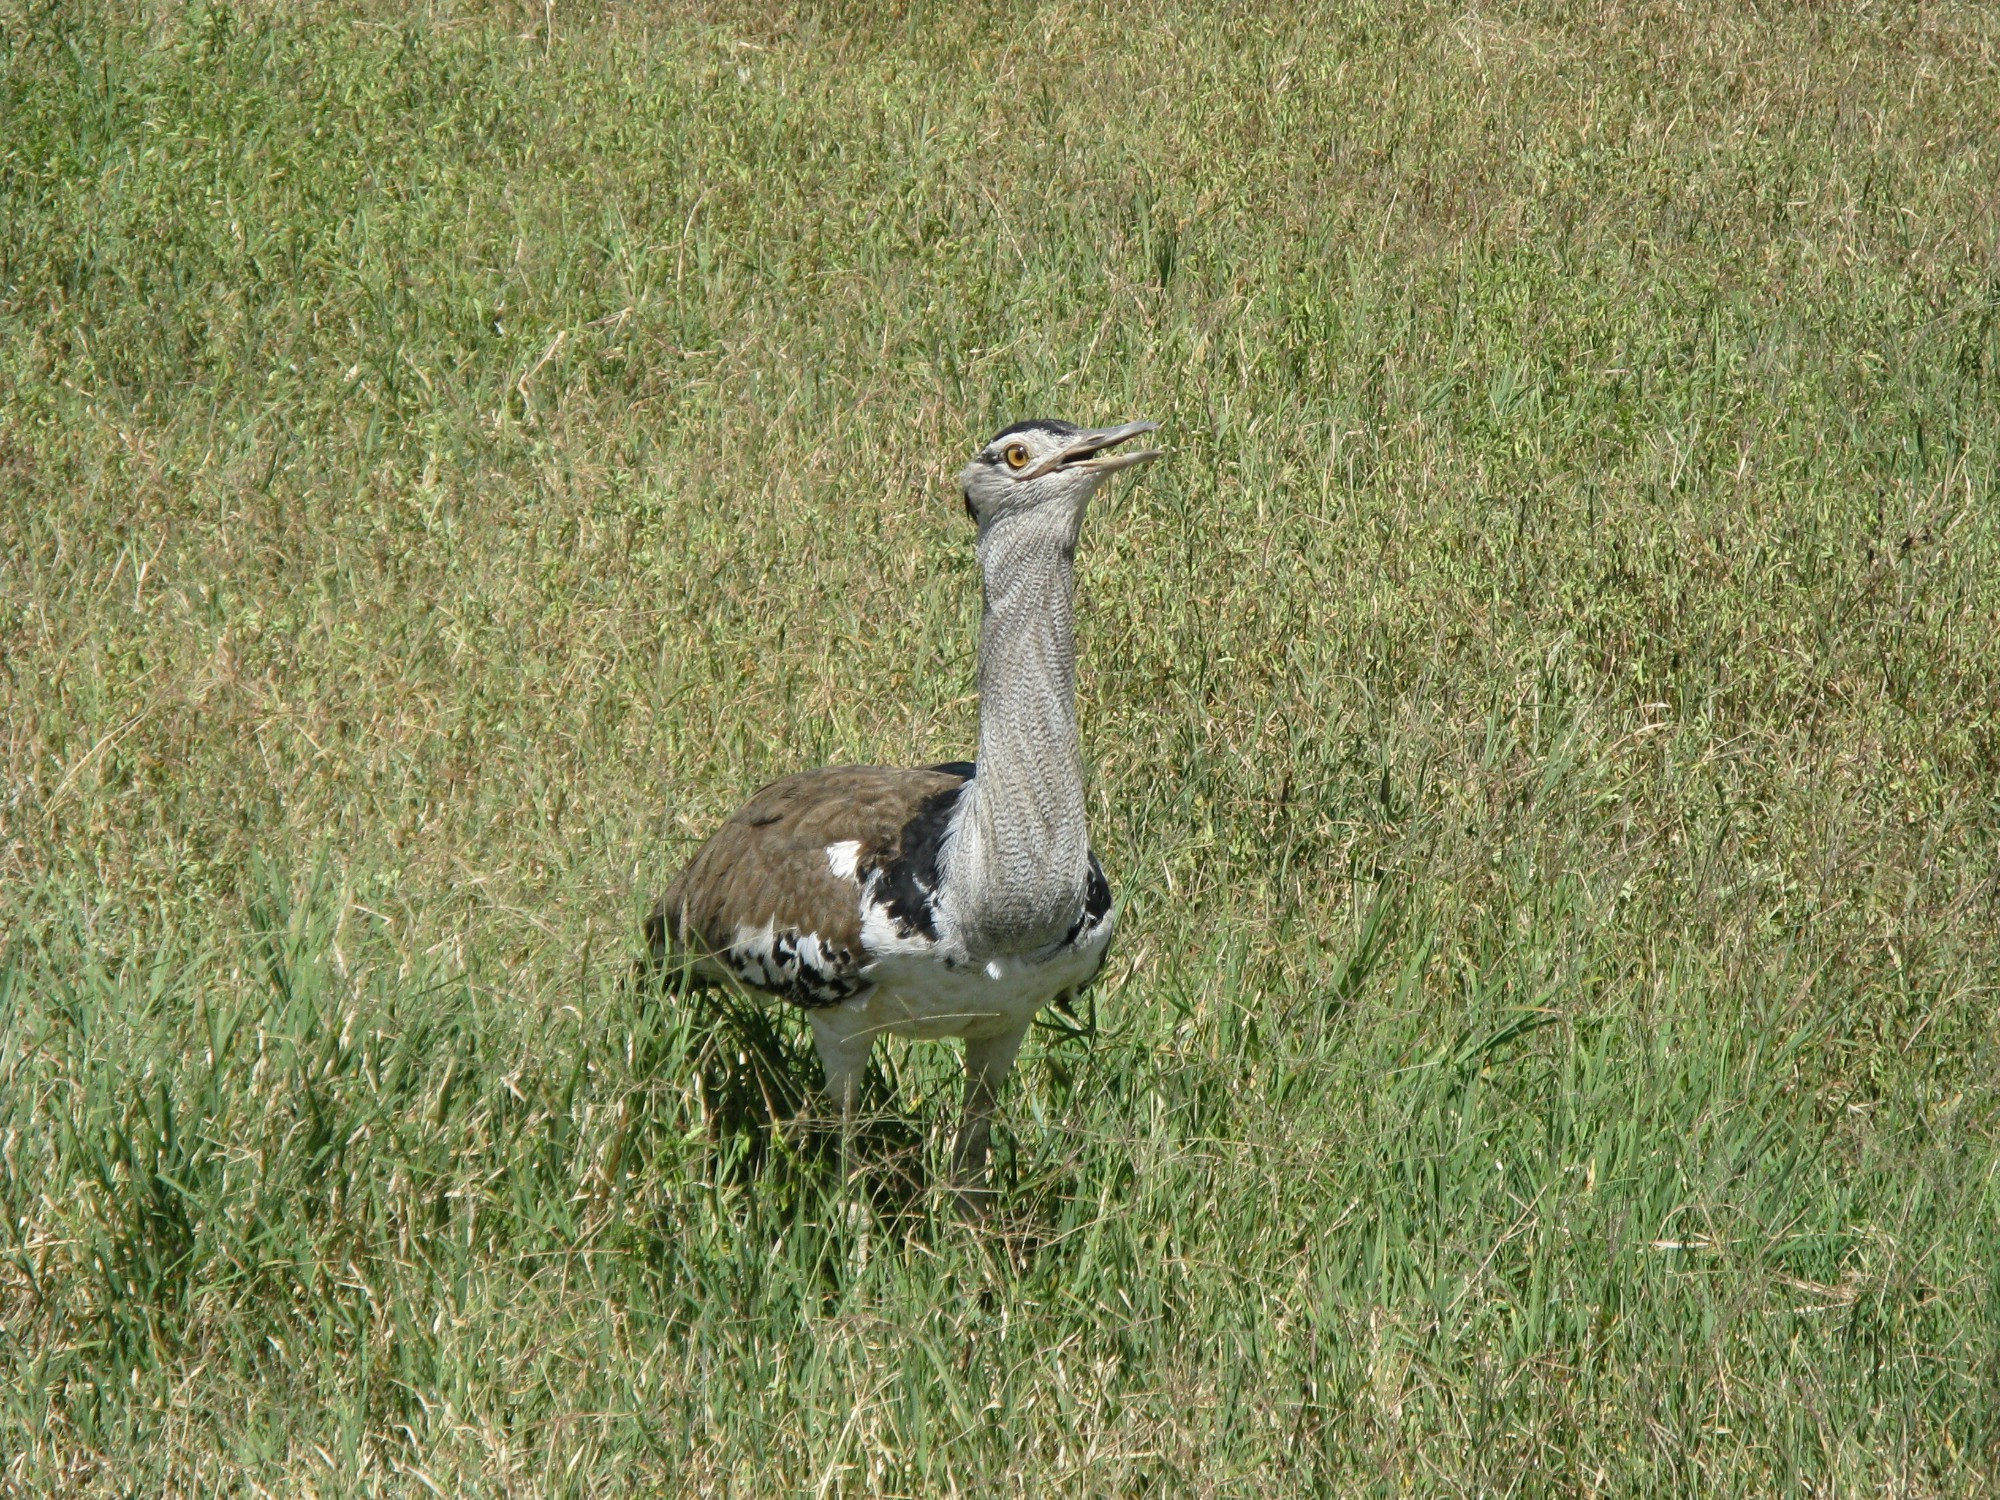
807,1011,874,1180
952,1021,1031,1193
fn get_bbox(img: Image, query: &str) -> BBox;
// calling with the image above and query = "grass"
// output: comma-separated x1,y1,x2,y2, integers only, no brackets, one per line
3,0,1999,1492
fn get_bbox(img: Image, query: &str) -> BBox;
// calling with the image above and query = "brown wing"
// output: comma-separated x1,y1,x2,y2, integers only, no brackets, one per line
647,764,969,1008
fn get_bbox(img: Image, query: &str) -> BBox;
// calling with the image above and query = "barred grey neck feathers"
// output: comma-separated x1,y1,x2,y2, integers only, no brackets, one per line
936,500,1091,960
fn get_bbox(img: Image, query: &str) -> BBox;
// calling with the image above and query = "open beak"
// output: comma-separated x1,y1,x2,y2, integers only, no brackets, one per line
1025,420,1164,479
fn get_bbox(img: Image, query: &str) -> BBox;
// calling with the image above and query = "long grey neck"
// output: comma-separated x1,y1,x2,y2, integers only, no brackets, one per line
939,506,1091,959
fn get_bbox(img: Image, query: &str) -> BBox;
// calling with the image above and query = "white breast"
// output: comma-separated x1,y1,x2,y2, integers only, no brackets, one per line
836,896,1114,1045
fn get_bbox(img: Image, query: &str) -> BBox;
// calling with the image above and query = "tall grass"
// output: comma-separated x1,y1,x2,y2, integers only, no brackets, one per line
3,1,1998,1492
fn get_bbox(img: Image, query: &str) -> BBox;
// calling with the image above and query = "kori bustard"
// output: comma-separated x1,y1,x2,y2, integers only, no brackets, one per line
647,417,1163,1185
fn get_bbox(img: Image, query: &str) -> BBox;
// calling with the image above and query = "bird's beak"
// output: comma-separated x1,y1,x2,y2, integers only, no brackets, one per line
1026,420,1164,479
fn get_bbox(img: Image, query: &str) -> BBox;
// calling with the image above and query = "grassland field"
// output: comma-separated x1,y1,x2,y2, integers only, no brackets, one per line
3,1,2000,1494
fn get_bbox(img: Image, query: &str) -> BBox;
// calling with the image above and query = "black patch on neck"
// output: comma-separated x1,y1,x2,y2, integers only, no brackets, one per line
867,770,972,940
1061,852,1114,948
1083,853,1112,923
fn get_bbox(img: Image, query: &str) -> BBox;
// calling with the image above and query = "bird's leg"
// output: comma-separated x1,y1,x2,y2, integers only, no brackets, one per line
807,1011,873,1185
951,1023,1030,1209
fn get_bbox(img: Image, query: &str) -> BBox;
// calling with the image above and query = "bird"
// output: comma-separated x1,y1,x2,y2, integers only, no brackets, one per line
646,416,1163,1189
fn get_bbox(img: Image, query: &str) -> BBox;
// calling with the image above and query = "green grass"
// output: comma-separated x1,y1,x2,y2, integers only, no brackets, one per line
4,0,1999,1492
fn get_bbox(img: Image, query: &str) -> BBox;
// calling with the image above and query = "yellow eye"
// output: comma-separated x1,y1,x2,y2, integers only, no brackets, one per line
1004,444,1030,470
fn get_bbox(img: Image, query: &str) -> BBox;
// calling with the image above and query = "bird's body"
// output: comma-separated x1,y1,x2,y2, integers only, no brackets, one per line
656,762,1116,1034
649,417,1161,1184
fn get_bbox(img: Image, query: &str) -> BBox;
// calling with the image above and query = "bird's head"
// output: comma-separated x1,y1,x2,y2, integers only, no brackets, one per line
958,418,1162,533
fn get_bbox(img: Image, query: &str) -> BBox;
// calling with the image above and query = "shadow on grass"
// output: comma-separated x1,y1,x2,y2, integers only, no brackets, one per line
626,955,1138,1283
634,958,934,1226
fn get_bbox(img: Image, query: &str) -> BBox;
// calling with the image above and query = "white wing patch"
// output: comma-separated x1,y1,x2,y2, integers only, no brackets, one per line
825,839,861,881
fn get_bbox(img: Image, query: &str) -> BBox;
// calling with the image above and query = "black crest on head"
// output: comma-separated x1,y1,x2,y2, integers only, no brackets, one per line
986,417,1079,450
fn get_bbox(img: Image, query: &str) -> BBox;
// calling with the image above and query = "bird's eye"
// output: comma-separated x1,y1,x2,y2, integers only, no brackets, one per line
1004,444,1030,470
